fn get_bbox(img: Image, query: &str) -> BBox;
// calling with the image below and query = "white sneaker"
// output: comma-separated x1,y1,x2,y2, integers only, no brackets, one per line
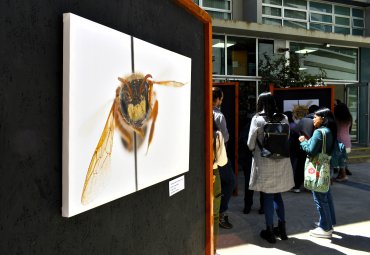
290,188,301,193
215,252,221,255
309,227,333,238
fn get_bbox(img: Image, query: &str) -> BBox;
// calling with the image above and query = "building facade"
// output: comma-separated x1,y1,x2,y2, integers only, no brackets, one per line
195,0,370,146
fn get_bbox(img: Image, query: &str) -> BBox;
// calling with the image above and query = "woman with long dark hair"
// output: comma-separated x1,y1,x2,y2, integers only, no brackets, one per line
299,107,337,238
334,102,353,181
247,92,294,243
212,117,227,255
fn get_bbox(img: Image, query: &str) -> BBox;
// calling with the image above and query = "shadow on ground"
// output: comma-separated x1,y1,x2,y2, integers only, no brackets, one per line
218,163,370,254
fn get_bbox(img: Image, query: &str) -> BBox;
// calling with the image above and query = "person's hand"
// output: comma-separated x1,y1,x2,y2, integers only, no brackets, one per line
298,136,306,142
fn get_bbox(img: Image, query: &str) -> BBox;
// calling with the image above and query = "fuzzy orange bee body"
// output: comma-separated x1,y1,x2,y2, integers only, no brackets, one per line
81,73,184,205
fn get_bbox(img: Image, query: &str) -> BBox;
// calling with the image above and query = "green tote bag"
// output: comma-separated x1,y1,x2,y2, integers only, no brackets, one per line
304,129,331,193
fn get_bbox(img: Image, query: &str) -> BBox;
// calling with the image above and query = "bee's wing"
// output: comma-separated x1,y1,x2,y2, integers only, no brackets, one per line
152,81,186,87
81,102,115,205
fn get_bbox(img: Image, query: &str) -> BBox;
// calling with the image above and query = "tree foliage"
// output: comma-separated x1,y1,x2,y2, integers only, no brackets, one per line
258,52,327,89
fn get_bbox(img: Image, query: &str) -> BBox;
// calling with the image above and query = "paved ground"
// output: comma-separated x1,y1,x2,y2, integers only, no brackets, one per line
217,162,370,255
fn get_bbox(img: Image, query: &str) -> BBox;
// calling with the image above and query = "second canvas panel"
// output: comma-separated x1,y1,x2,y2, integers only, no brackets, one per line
133,38,192,190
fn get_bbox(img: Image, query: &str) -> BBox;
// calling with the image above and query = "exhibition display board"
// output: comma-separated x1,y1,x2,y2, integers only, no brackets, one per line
0,1,212,254
271,85,335,113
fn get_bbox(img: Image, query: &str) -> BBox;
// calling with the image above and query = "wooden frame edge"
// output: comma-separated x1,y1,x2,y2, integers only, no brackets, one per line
174,1,213,255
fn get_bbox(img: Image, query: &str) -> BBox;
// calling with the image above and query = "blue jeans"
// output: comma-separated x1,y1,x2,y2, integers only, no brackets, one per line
263,193,285,226
219,160,236,214
312,188,336,231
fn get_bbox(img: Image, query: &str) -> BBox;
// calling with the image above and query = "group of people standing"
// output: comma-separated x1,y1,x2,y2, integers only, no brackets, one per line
212,88,353,254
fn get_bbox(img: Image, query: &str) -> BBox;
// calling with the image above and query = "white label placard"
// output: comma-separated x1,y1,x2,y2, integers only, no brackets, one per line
169,176,185,197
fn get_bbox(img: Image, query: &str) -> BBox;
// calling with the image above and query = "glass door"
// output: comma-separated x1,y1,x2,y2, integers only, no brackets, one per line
346,85,359,142
345,82,370,145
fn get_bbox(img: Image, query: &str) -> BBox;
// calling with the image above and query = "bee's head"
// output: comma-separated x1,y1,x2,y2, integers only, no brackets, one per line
117,73,152,126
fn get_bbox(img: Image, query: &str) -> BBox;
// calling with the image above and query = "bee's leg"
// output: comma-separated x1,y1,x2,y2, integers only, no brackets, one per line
114,103,133,151
146,99,158,154
116,121,133,151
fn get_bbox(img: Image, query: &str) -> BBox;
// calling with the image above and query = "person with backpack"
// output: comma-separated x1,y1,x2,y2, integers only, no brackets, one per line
299,108,337,238
247,92,294,243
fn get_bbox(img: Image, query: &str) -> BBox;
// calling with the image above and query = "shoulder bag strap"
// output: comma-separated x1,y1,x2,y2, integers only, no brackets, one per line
320,129,327,154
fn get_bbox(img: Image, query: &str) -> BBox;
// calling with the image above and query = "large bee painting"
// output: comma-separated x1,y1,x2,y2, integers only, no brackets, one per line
62,13,191,217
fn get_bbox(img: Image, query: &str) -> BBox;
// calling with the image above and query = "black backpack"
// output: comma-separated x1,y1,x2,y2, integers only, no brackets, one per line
257,113,290,159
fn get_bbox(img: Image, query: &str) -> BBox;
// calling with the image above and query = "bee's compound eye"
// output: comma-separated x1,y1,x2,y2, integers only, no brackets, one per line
120,87,131,101
125,91,131,100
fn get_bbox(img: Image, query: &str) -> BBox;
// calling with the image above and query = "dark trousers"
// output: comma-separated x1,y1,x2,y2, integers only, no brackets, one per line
293,152,306,189
219,160,236,214
243,155,263,209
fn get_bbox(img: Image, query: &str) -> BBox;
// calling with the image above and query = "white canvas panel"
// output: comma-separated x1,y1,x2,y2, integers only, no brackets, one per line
62,13,136,217
133,38,191,190
283,99,320,112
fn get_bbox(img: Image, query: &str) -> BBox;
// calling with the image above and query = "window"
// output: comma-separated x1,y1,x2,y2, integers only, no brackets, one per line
335,6,350,16
263,17,282,26
284,20,307,29
310,13,332,23
258,39,274,75
290,42,358,81
353,19,364,27
352,8,365,35
335,26,350,35
212,35,226,75
352,8,364,18
193,0,232,20
285,9,306,20
227,36,256,76
310,23,332,32
263,0,282,6
212,35,262,78
261,1,365,36
352,28,364,36
335,17,350,26
310,2,331,13
203,0,230,9
207,11,231,19
210,36,359,85
263,6,282,17
284,0,307,9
